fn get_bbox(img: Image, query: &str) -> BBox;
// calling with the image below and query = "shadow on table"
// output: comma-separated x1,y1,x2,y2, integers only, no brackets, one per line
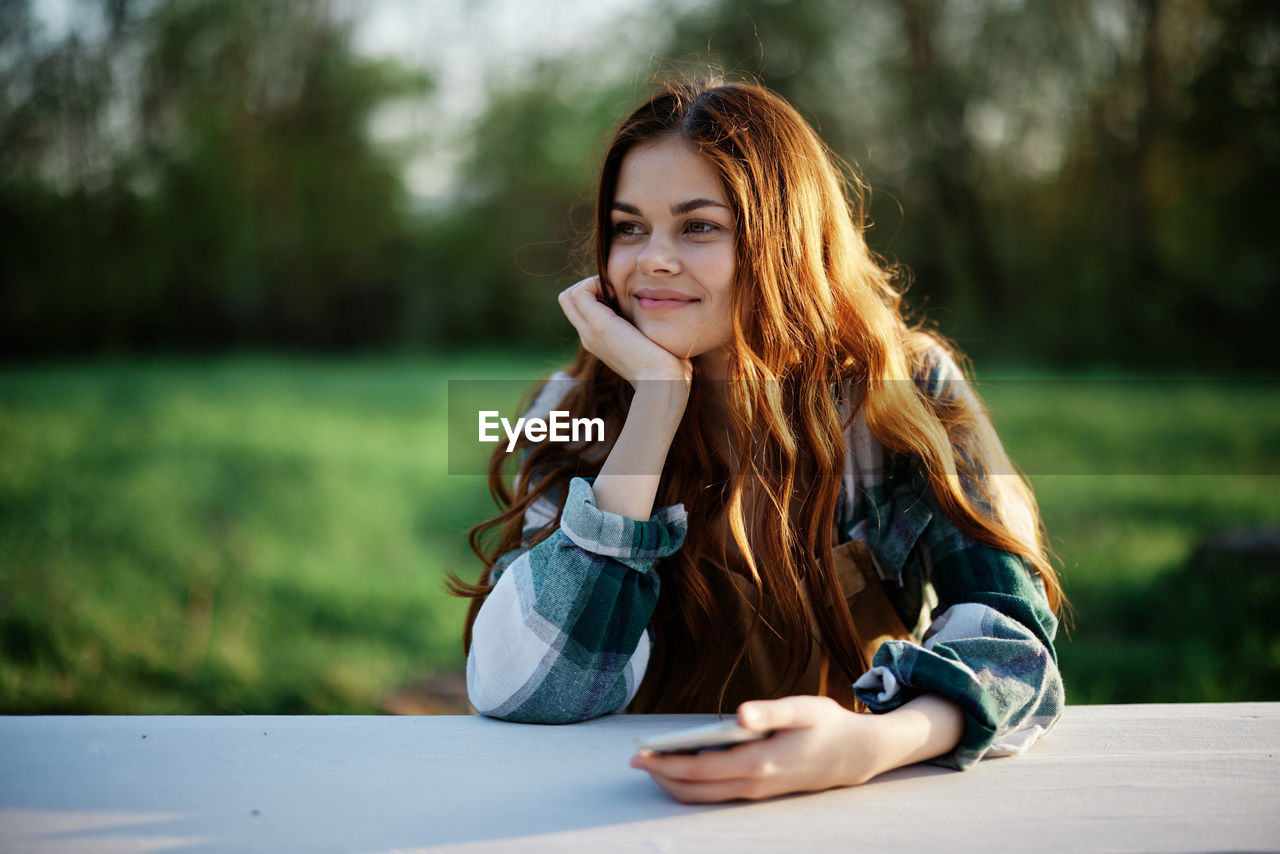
1,766,956,854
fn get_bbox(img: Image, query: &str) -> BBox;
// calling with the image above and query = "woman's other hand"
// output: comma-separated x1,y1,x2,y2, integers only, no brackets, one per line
629,697,878,803
629,694,964,803
558,276,691,387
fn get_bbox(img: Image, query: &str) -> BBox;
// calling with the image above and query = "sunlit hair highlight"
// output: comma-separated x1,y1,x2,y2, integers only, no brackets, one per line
453,76,1064,712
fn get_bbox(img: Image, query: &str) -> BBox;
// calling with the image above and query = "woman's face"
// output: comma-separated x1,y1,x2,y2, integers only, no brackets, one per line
606,136,737,377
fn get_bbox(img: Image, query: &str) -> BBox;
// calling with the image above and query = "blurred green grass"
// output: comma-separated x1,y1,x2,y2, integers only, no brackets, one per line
1,356,1277,712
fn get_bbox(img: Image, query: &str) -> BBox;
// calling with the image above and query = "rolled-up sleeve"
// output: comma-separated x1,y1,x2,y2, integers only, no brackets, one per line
467,477,687,724
853,496,1064,769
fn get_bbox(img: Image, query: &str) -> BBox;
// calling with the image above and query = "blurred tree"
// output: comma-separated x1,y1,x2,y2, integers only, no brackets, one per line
0,0,430,353
654,0,1063,350
409,59,631,349
652,0,1278,368
1,0,1276,368
1045,0,1280,367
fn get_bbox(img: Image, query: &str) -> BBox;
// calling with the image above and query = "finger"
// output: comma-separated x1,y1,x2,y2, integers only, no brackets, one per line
560,275,602,302
630,741,778,784
558,281,609,336
561,280,616,330
558,276,596,303
573,274,615,304
643,767,778,804
557,286,588,331
737,695,834,733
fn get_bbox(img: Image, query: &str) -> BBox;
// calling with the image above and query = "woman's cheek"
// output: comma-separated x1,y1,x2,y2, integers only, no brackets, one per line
691,242,736,293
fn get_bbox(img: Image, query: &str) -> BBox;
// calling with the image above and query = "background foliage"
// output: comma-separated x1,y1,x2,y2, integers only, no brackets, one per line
3,358,1277,712
3,0,1278,366
1,0,1277,713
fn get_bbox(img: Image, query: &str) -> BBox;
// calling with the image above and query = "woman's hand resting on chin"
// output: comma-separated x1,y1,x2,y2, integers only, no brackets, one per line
558,276,692,388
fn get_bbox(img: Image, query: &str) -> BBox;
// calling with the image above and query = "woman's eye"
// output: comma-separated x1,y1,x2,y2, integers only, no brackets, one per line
612,221,644,238
686,221,718,235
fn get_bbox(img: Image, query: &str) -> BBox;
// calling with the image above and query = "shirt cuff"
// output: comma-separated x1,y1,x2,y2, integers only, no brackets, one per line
853,640,1002,771
558,477,688,569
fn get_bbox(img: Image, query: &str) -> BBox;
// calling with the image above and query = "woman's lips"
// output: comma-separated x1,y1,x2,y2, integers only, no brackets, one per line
634,289,699,311
637,297,698,310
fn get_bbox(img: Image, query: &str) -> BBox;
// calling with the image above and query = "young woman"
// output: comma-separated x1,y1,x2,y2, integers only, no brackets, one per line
454,77,1064,803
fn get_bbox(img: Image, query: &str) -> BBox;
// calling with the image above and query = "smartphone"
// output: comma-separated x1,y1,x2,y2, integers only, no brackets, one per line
636,719,770,755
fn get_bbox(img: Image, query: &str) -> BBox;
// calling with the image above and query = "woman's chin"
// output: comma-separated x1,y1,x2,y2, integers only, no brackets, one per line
631,322,727,367
634,326,692,357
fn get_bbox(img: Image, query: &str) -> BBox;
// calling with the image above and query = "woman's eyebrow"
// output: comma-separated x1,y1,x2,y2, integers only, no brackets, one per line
671,198,729,216
610,199,730,216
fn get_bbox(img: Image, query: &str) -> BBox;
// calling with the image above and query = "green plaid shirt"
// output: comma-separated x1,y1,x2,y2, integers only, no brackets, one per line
466,353,1064,770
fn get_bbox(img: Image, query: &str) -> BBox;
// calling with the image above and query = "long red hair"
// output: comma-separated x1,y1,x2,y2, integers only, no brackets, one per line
453,76,1062,711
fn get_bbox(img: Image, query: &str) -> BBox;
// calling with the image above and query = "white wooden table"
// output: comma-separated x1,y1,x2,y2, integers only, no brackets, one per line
2,703,1277,853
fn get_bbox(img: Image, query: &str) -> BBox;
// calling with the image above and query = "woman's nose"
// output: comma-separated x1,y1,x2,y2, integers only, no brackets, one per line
637,233,679,276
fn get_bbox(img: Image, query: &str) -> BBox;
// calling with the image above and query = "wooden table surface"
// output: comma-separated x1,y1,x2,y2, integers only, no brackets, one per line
2,703,1278,853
